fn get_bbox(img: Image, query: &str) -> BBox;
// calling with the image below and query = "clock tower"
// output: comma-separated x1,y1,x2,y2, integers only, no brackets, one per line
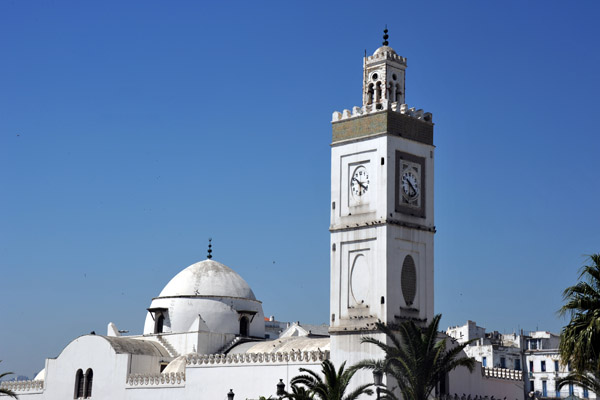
329,31,435,380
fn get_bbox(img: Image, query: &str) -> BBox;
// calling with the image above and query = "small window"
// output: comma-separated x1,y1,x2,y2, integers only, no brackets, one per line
500,357,506,369
515,359,521,371
569,383,574,395
542,381,547,397
155,314,164,334
84,369,93,398
240,316,249,337
482,357,487,367
554,360,559,372
556,388,561,398
529,360,534,372
529,340,538,350
74,369,84,399
541,361,546,372
529,381,535,391
584,388,589,398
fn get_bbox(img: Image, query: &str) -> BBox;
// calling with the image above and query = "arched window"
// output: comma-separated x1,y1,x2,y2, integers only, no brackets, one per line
367,84,374,105
84,369,93,398
240,316,249,337
375,82,382,103
74,369,84,399
155,314,164,334
395,84,402,103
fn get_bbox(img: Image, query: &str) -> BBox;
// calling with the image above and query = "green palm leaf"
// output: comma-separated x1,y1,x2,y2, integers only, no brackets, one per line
354,314,474,400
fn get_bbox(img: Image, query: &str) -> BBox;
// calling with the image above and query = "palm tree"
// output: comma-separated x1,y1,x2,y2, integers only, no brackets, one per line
556,368,600,396
354,314,475,400
0,361,18,399
559,254,600,372
290,359,373,400
283,383,314,400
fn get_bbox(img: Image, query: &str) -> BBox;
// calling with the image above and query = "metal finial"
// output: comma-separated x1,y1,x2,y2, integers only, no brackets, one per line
207,238,213,259
382,26,389,46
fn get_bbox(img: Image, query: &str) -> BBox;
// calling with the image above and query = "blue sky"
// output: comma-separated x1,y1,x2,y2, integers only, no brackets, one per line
1,0,599,377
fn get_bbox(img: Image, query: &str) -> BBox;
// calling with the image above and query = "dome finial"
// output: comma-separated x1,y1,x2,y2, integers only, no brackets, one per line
382,25,389,46
207,238,213,259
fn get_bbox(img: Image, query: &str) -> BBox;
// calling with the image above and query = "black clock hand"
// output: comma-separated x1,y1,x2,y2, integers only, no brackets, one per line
407,179,417,193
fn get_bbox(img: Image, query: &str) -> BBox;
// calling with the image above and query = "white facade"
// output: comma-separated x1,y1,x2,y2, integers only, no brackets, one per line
2,38,525,400
447,321,524,371
524,331,596,400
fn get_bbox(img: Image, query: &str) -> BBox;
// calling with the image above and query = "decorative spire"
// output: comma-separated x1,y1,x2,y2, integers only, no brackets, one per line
207,238,213,259
382,26,389,46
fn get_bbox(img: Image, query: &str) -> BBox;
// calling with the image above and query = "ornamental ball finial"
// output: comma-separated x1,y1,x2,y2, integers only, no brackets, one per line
383,25,389,46
207,237,213,259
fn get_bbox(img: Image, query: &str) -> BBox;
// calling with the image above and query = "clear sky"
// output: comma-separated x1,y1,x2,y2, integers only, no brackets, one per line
1,0,599,378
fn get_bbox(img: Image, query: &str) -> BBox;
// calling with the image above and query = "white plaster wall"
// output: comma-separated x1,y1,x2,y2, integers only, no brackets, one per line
15,336,324,400
448,363,524,400
386,225,434,323
38,335,162,400
330,332,387,396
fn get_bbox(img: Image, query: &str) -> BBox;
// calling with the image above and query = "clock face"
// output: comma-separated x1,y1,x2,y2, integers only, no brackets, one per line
351,166,370,197
401,170,420,200
395,151,425,217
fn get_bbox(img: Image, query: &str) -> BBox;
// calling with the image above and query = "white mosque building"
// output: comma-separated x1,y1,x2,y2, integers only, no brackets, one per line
1,34,525,400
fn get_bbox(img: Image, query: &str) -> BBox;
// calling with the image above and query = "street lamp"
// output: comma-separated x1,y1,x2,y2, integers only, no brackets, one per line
373,370,383,400
227,389,235,400
276,379,286,399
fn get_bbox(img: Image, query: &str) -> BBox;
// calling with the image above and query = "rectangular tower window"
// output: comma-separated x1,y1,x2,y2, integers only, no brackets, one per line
541,361,546,371
554,360,559,371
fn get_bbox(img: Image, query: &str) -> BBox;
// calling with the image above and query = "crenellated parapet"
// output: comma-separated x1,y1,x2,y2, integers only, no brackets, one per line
438,394,520,400
186,350,330,366
332,102,432,124
125,372,185,388
0,379,44,393
482,367,523,381
366,49,407,65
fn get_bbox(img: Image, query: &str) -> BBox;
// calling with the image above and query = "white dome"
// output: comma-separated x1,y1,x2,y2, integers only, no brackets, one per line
373,45,397,56
158,259,256,300
144,258,265,341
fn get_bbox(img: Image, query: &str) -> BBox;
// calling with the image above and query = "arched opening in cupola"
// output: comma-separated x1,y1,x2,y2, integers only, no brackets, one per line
367,83,374,105
84,369,93,398
74,369,84,399
240,316,250,337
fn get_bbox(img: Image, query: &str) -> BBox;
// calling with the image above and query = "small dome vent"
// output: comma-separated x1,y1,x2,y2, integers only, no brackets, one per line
401,255,417,306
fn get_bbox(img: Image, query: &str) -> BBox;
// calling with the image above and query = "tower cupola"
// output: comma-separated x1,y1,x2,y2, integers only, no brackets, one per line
363,29,407,109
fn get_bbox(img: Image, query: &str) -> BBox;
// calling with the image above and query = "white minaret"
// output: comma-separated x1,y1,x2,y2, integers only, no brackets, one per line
330,29,435,389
